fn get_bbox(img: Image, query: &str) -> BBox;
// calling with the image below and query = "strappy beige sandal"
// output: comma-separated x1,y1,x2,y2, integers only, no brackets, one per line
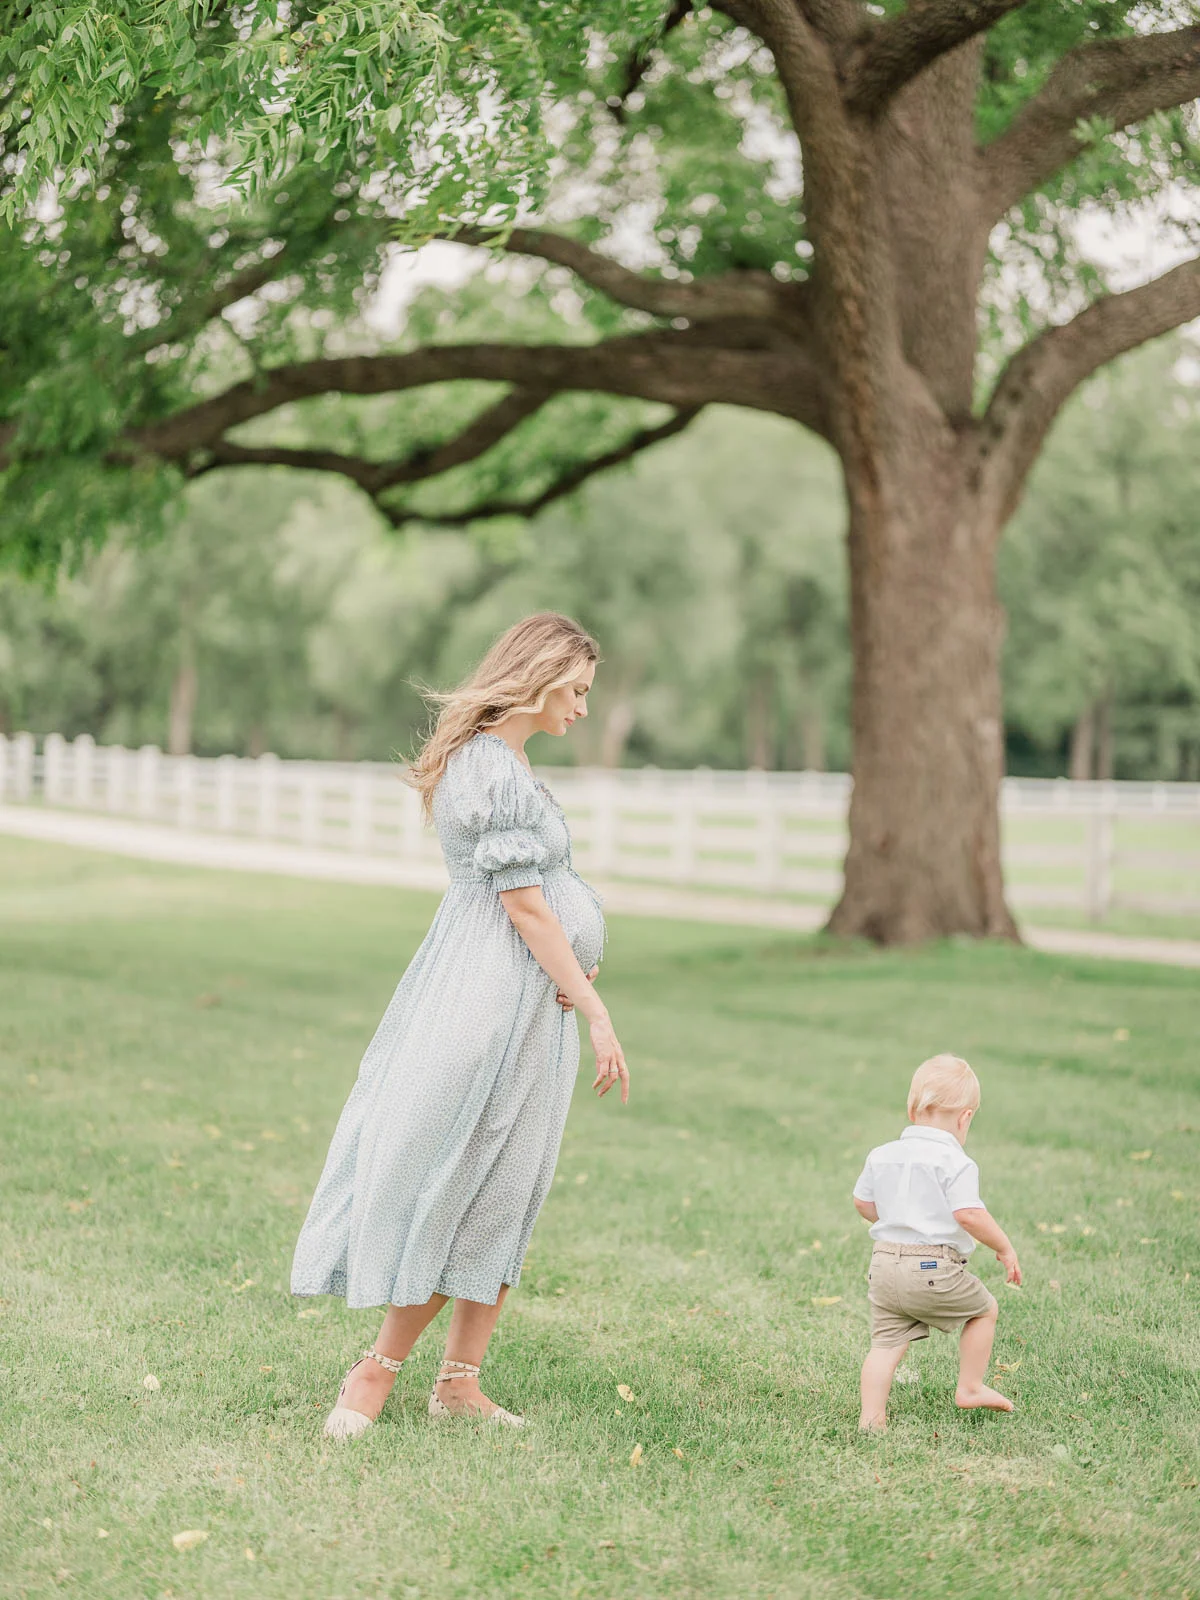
428,1359,524,1428
322,1347,405,1440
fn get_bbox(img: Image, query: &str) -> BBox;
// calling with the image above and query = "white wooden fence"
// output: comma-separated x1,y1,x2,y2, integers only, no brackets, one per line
4,732,1200,922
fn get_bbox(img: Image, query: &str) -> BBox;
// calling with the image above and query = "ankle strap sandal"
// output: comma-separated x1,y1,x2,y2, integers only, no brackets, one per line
322,1347,405,1441
428,1359,524,1427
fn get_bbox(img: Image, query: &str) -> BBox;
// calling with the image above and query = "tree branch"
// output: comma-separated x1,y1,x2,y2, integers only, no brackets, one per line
611,0,691,122
980,254,1200,521
435,224,780,321
132,332,831,459
844,0,1029,115
981,23,1200,222
380,408,703,527
187,388,551,490
132,247,297,356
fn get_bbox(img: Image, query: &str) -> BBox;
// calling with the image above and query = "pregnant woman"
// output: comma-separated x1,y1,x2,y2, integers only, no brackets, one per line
292,612,629,1437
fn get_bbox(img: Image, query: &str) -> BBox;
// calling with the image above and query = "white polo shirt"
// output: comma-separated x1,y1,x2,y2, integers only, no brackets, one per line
853,1126,984,1255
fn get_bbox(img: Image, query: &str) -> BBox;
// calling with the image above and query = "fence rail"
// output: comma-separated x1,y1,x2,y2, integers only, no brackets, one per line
4,733,1200,922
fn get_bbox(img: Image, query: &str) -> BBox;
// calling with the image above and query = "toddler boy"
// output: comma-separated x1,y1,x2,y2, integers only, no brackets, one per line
852,1053,1021,1431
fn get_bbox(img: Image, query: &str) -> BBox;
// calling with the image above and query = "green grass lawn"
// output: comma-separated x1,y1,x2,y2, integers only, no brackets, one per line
2,838,1198,1600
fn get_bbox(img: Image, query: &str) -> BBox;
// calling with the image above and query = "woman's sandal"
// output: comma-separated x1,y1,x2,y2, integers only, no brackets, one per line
427,1359,524,1428
322,1347,405,1440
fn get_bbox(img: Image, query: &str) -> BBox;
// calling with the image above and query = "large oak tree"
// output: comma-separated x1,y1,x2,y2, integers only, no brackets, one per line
4,0,1200,942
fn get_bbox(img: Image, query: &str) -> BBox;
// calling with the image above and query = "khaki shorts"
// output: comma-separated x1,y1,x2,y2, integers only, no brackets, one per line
868,1242,996,1349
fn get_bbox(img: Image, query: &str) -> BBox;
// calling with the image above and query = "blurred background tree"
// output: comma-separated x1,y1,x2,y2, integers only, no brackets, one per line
4,0,1200,940
5,342,1197,780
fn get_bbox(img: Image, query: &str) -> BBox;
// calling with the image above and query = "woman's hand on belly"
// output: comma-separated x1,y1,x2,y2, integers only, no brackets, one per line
555,966,597,1013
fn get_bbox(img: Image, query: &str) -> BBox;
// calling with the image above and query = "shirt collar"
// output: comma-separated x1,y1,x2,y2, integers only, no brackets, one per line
900,1125,964,1150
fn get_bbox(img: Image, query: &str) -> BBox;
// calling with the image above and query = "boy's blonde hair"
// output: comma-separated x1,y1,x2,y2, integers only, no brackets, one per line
907,1054,980,1118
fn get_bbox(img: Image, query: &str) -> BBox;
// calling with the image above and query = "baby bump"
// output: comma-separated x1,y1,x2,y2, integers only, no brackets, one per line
544,869,605,973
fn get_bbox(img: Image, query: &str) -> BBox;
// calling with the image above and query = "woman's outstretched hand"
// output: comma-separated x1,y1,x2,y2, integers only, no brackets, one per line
589,1012,629,1104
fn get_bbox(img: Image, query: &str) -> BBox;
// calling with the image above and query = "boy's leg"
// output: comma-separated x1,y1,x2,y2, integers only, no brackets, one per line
859,1342,909,1432
954,1298,1013,1412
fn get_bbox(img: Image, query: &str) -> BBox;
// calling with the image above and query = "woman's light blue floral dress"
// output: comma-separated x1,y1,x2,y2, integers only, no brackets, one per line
291,732,606,1309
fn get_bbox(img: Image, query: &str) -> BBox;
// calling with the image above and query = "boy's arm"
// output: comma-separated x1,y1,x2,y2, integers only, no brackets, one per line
853,1197,879,1223
953,1207,1022,1285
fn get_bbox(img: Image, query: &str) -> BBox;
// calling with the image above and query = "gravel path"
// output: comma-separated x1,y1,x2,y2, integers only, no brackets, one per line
4,804,1199,970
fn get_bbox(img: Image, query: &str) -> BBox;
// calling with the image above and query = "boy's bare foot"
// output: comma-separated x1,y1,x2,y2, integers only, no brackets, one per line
858,1413,888,1433
954,1383,1013,1413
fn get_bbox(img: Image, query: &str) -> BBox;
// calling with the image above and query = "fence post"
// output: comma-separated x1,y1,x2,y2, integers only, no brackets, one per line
177,754,198,829
299,763,320,847
135,745,162,820
750,771,781,893
256,753,280,837
43,733,67,805
672,779,697,885
11,732,35,801
399,772,424,861
215,754,237,832
73,733,95,809
105,745,129,814
589,769,618,879
1085,789,1116,923
350,764,374,853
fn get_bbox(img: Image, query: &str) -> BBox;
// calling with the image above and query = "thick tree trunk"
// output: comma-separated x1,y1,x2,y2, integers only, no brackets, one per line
826,448,1018,944
1069,704,1095,781
799,700,825,772
746,670,773,770
1095,691,1114,781
168,633,197,757
599,698,636,769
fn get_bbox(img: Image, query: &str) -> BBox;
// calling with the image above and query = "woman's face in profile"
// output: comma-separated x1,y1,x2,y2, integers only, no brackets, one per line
537,660,596,737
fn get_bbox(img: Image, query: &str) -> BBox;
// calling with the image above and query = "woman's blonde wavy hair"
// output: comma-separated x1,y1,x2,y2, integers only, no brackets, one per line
407,612,600,820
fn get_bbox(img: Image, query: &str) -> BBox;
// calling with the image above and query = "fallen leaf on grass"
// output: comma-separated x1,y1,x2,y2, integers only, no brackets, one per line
259,1129,283,1142
1171,1190,1186,1201
811,1296,842,1307
617,1384,635,1403
995,1360,1021,1373
629,1444,643,1467
673,1448,685,1460
172,1530,208,1552
1049,1280,1061,1292
574,1173,588,1186
202,1125,222,1140
230,1279,256,1294
597,1540,616,1549
296,1308,321,1319
231,1141,256,1153
1080,1227,1095,1236
64,1199,93,1214
142,1375,160,1391
96,1530,109,1539
1112,1028,1130,1042
1129,1150,1152,1162
245,1549,256,1562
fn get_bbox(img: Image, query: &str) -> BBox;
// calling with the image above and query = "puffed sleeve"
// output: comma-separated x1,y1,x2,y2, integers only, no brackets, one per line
444,735,548,892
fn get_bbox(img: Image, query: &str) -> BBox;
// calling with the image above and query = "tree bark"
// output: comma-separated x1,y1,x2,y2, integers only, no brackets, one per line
1095,691,1114,782
746,670,774,771
1069,704,1095,782
826,443,1017,943
168,630,198,757
799,700,826,773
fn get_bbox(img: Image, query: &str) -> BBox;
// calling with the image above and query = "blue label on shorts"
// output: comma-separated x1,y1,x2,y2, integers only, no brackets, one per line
919,1260,938,1270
